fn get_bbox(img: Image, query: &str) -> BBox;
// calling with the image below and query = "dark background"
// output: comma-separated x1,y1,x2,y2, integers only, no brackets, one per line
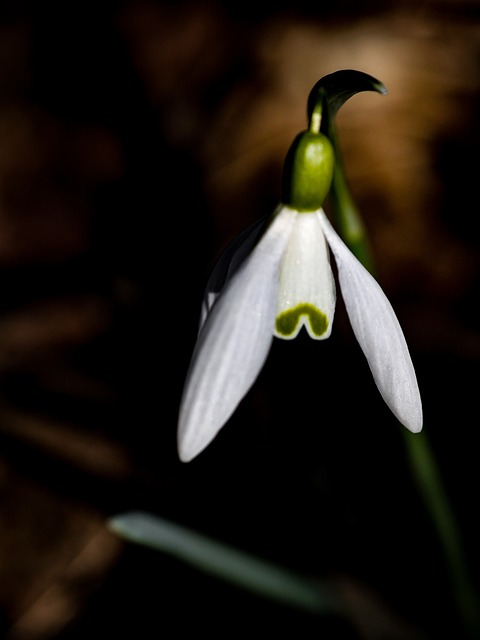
0,0,479,638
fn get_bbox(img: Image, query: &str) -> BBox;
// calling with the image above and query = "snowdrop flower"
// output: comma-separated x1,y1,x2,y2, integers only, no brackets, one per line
178,77,422,462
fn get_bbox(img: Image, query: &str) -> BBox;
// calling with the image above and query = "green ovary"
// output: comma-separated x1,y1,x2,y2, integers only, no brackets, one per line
275,303,328,338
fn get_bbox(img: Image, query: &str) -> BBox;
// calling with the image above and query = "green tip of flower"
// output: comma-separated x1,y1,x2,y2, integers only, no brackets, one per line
281,131,335,211
275,303,329,339
281,71,387,213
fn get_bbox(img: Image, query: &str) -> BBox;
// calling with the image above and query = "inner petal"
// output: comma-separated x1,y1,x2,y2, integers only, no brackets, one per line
275,210,336,340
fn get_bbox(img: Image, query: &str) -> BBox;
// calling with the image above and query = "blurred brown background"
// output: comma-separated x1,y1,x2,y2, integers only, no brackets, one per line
0,0,479,638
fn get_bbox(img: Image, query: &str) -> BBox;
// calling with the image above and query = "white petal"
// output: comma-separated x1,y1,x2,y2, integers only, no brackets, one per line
318,211,422,432
178,206,297,462
199,213,271,330
275,210,336,340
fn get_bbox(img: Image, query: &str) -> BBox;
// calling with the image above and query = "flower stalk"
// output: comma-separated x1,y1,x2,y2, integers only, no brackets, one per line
328,113,479,638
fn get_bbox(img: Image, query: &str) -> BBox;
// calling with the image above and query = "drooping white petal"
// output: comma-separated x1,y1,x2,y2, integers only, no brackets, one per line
199,213,272,331
318,210,422,432
275,210,336,340
178,206,297,462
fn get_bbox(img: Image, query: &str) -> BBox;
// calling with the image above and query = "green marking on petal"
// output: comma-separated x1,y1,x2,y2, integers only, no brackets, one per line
275,303,328,338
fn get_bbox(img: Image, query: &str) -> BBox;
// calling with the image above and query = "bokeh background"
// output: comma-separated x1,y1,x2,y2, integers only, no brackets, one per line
0,0,479,638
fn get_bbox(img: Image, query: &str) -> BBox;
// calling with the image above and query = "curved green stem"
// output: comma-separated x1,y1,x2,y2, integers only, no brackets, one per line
329,129,479,636
329,136,374,272
402,430,479,638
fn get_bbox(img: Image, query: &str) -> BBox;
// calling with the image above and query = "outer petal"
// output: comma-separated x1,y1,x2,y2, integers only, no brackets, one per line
178,207,297,462
199,213,272,331
275,210,336,340
318,211,422,432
